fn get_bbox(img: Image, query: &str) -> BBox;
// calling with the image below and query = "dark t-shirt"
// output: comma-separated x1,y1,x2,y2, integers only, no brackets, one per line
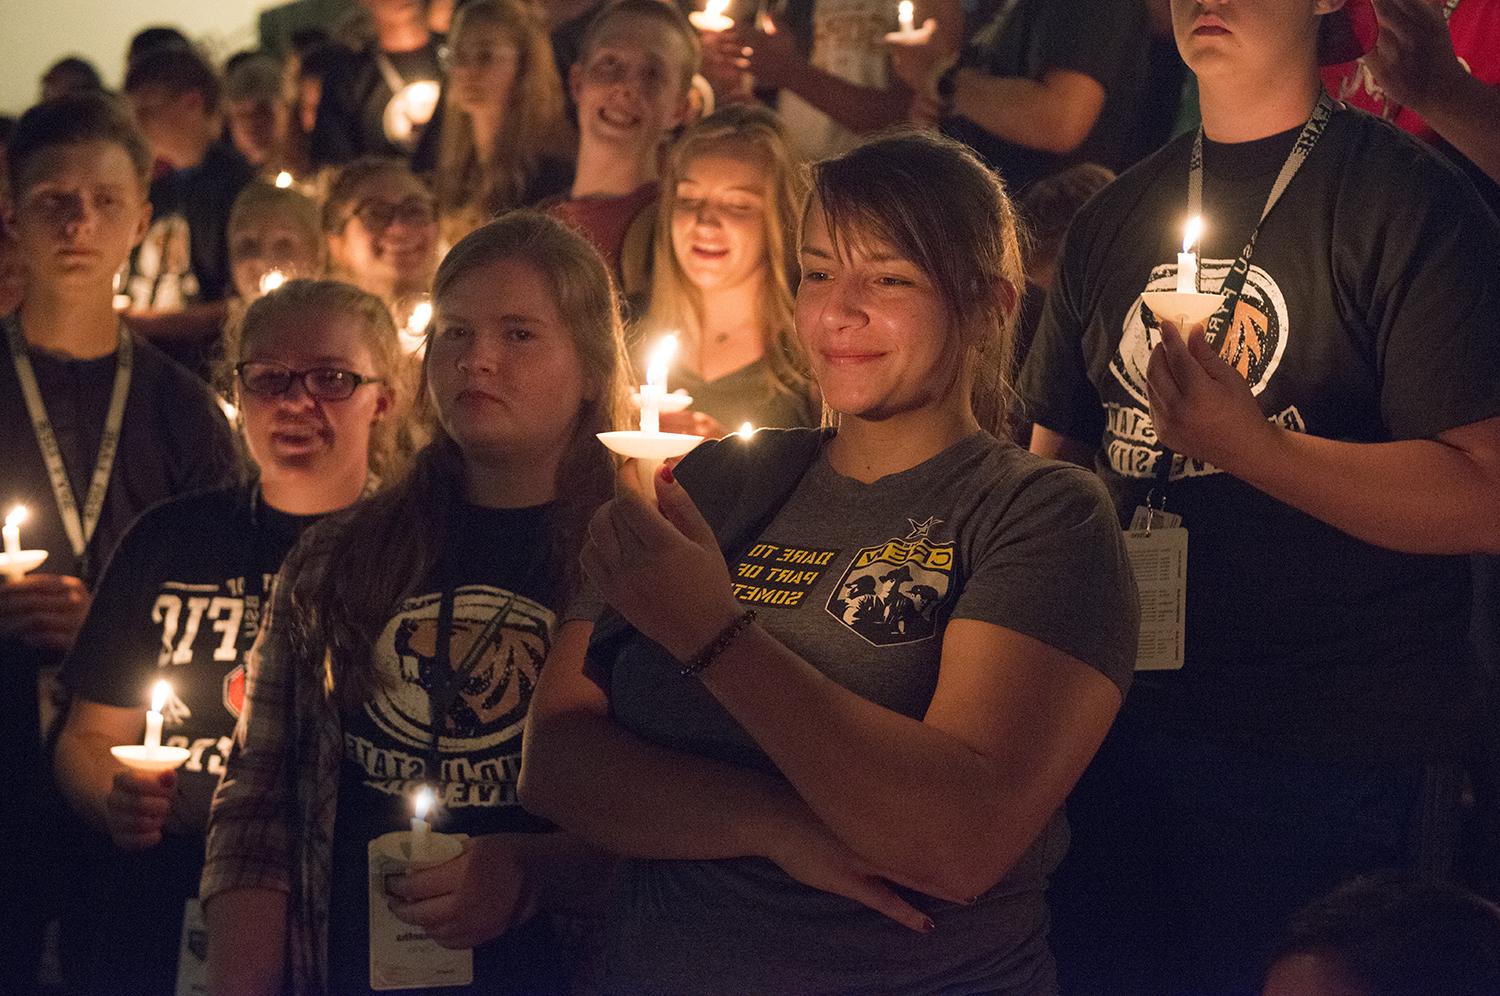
943,0,1149,192
328,501,566,994
311,42,443,166
1016,109,1500,761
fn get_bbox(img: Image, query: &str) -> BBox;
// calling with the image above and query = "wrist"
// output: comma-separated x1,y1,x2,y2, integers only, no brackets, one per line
665,599,745,663
1221,415,1290,484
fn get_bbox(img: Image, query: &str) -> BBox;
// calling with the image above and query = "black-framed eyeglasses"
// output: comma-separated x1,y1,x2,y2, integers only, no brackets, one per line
236,361,384,401
347,195,437,233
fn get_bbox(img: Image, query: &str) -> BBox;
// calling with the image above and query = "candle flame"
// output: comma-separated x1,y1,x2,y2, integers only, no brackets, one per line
218,396,239,423
414,785,435,821
1182,215,1203,254
737,422,754,439
406,299,433,337
705,0,730,18
259,269,287,295
274,170,294,189
151,679,171,714
646,335,678,391
898,0,913,23
5,506,26,529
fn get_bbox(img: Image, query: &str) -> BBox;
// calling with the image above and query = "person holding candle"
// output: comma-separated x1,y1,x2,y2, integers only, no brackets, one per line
203,211,628,995
323,156,441,309
638,105,816,435
521,131,1138,993
1016,0,1500,990
228,181,326,305
51,279,404,996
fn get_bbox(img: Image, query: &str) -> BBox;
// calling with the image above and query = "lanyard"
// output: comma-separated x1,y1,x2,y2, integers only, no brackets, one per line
424,586,518,782
1150,91,1337,490
5,315,133,563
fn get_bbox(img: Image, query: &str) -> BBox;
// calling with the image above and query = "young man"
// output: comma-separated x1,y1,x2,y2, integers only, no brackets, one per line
545,0,697,280
0,92,239,993
1017,0,1500,991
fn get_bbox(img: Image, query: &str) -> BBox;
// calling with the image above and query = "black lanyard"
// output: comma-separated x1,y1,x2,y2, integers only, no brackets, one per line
1148,92,1338,492
423,585,519,783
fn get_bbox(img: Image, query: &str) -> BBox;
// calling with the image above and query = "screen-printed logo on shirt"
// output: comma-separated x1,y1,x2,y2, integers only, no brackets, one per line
826,517,954,647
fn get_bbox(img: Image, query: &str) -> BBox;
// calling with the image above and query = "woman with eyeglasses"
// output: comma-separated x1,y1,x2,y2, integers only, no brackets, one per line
202,212,629,996
52,280,402,996
323,156,441,309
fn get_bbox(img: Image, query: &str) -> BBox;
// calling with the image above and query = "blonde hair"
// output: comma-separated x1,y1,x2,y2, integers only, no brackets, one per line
434,0,567,245
228,181,324,266
641,105,811,402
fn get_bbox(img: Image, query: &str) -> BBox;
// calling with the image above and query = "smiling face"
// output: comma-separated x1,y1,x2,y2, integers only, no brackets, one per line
670,150,771,295
449,19,522,115
238,305,390,498
7,140,151,292
794,204,957,423
426,257,590,467
1172,0,1339,82
569,17,691,156
230,210,322,299
327,169,438,300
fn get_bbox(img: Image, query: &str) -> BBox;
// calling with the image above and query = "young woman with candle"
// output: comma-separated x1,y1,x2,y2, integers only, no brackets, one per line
323,156,441,309
52,279,404,996
202,211,629,995
638,105,816,434
520,131,1139,992
228,182,325,304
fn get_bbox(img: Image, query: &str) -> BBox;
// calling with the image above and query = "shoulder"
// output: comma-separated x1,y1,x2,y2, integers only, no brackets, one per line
1327,108,1495,216
951,434,1116,529
130,339,231,420
130,483,247,539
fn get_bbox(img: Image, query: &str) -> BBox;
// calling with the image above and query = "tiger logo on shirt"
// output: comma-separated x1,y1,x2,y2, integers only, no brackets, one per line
826,517,954,647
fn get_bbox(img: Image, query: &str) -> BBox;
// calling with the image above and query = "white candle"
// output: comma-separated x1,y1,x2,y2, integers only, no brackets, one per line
641,336,678,435
3,506,23,559
402,298,433,355
898,1,915,33
689,0,734,32
259,268,286,296
145,679,170,750
274,170,294,189
1176,216,1203,294
411,785,435,861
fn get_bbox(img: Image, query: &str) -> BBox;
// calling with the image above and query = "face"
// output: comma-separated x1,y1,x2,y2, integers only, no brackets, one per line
671,151,770,295
237,305,391,494
795,205,956,422
427,257,591,467
6,140,151,290
1171,0,1343,81
126,85,206,169
230,211,322,299
449,21,521,115
569,19,691,153
226,96,289,167
328,171,438,299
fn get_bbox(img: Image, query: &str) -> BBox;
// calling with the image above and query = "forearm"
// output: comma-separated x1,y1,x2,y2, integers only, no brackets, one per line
204,887,287,996
1415,73,1500,187
503,830,614,918
53,726,120,832
1229,426,1500,554
781,63,912,134
950,72,1088,154
123,301,228,347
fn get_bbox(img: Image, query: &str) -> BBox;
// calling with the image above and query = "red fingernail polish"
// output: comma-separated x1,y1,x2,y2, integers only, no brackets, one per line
659,464,675,484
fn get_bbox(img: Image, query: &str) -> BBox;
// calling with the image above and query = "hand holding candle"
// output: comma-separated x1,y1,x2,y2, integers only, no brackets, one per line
1141,214,1223,340
598,334,703,489
110,678,190,772
0,506,47,582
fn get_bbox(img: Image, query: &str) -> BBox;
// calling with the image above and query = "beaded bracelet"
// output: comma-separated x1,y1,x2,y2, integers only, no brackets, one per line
679,609,758,678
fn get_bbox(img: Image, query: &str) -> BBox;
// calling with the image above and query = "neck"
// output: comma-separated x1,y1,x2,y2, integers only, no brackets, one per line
1198,68,1321,143
571,139,658,199
259,471,365,516
469,108,505,164
692,278,766,369
376,10,430,53
462,450,560,508
825,396,979,484
18,287,120,359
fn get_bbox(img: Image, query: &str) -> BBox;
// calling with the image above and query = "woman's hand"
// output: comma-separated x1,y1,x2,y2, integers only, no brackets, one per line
385,835,534,950
104,769,175,850
582,463,742,663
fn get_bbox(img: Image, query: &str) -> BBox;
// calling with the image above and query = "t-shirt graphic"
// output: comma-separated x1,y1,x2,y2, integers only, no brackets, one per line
1105,257,1299,481
826,516,953,645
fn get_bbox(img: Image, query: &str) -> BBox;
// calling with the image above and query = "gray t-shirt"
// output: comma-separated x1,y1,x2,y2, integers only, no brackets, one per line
671,356,818,432
591,432,1137,995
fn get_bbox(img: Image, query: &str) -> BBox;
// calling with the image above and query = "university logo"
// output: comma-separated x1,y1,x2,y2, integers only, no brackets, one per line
826,517,954,647
366,586,554,754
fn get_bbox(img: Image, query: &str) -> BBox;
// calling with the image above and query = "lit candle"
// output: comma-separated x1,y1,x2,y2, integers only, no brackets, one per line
411,785,435,861
401,298,433,355
145,679,170,750
1176,216,1202,294
3,506,23,559
689,0,734,32
641,336,678,435
737,422,754,440
259,268,286,296
898,0,914,33
274,170,294,189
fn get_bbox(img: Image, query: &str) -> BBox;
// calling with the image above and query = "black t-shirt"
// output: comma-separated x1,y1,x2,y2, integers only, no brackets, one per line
311,41,443,166
1017,109,1500,761
943,0,1149,193
328,501,566,994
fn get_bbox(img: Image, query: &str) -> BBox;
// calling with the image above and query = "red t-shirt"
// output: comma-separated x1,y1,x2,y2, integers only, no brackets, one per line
1322,0,1499,145
544,182,658,271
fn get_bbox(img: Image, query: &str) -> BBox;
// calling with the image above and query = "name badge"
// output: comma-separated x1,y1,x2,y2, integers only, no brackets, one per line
368,830,473,990
1124,509,1188,671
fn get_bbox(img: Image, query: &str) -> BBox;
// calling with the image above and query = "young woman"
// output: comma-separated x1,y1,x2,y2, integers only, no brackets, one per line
416,0,573,246
521,132,1139,992
202,211,629,996
228,182,325,303
323,156,441,308
52,280,403,995
639,104,815,434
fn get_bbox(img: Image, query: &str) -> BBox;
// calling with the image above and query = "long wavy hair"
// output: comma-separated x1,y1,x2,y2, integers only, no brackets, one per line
434,0,566,245
804,131,1024,434
305,211,631,709
640,104,810,402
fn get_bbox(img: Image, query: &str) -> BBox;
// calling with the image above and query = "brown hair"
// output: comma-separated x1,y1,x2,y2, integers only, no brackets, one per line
321,156,432,234
804,130,1024,434
311,210,630,709
123,45,222,110
577,0,701,87
1019,162,1114,274
7,91,152,195
228,182,324,263
434,0,567,244
641,104,810,403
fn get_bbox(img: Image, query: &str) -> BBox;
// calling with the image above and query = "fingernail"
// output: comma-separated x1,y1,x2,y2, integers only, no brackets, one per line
921,916,935,933
659,464,675,484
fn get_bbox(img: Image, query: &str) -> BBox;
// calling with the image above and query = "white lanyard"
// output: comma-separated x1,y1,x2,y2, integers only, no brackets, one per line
5,315,133,560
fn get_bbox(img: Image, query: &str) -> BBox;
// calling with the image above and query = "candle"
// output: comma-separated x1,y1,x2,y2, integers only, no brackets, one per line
402,298,433,354
411,785,435,861
3,506,23,559
274,170,294,189
1176,216,1203,294
258,268,287,296
641,336,678,435
689,0,734,32
898,0,914,33
737,422,754,440
145,679,170,750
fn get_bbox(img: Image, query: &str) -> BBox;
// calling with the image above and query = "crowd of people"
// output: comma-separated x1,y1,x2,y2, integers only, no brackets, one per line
0,0,1497,993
